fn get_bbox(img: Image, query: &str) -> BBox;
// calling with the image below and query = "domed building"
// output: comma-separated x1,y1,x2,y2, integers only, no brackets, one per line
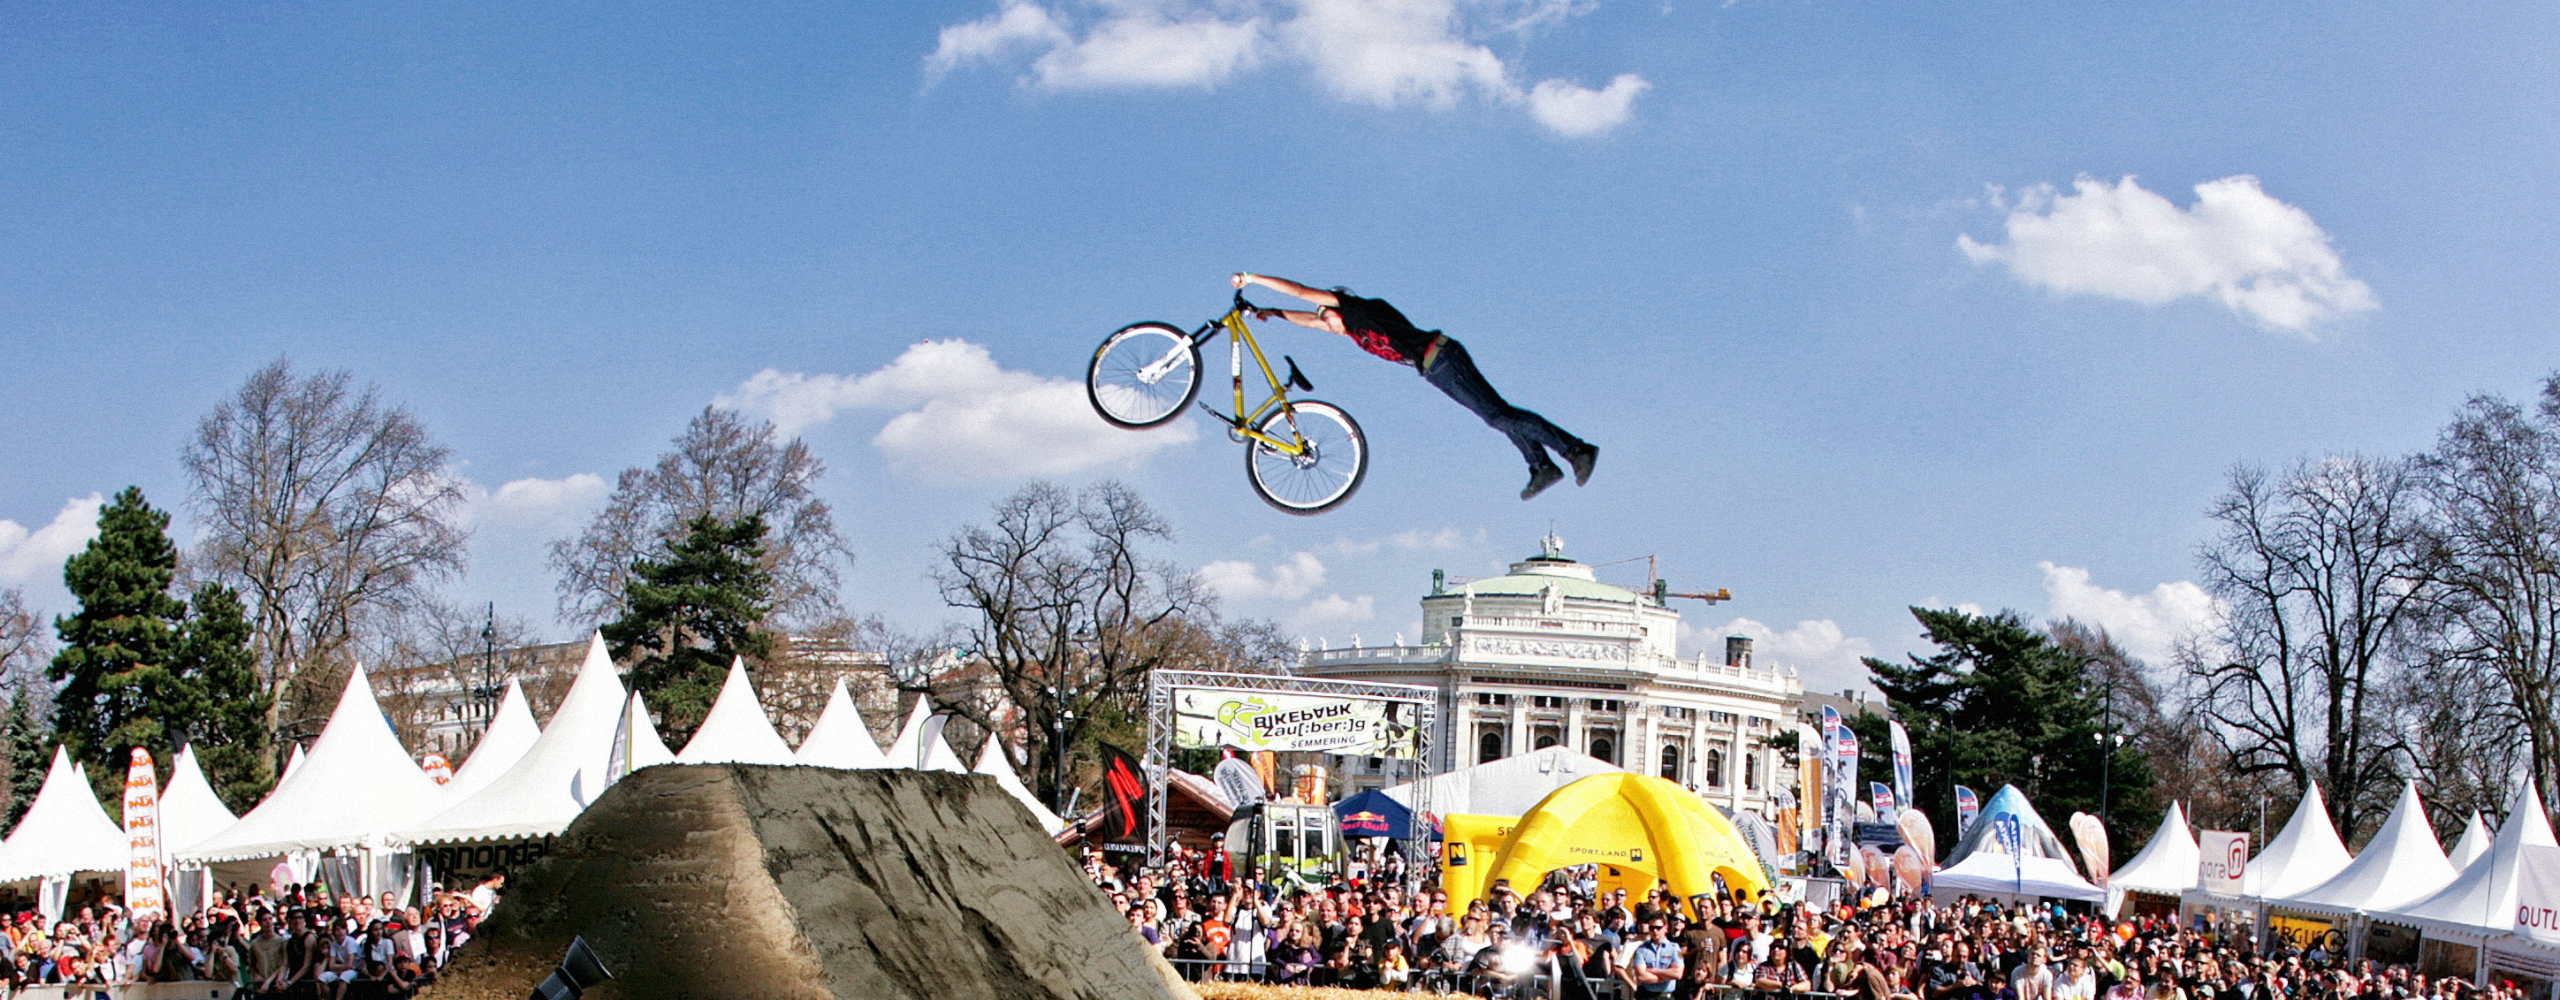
1300,535,1805,820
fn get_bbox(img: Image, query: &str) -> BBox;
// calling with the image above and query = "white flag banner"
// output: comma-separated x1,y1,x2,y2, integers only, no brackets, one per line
2198,830,2249,896
2516,844,2560,944
123,748,167,925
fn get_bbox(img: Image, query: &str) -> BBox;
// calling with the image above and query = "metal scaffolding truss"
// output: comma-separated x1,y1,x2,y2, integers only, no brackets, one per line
1144,670,1440,882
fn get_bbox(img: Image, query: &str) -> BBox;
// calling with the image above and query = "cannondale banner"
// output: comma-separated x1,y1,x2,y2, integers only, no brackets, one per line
1171,688,1422,758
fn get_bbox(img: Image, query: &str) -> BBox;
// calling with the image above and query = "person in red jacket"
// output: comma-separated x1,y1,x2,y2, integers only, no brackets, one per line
1234,272,1599,499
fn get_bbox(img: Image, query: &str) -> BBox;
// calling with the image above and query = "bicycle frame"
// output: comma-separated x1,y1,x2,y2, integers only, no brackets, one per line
1186,295,1312,458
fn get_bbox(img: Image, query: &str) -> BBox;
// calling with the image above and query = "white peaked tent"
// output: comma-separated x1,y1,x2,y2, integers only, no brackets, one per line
794,679,888,769
2449,812,2493,872
280,744,307,781
180,665,448,862
440,680,541,803
0,748,129,883
2243,783,2354,902
675,658,795,765
401,636,645,846
973,738,1066,834
2380,779,2556,939
611,691,677,777
2110,802,2200,909
1929,787,2104,903
2281,782,2456,916
884,698,969,773
157,746,241,856
1381,746,1622,818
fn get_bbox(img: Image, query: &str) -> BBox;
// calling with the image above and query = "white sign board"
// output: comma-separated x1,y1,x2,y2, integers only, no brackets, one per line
1172,687,1421,757
2516,844,2560,944
2198,830,2250,896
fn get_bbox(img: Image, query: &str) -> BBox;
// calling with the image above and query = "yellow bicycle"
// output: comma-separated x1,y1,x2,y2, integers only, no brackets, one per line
1086,291,1370,514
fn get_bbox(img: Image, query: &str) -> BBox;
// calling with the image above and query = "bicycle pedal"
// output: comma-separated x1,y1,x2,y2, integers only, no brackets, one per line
1283,356,1315,392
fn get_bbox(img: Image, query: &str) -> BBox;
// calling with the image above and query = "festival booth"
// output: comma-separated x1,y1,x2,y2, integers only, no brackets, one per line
674,658,796,766
158,746,242,915
394,636,666,887
438,681,541,803
176,664,450,903
1383,746,1621,819
1441,773,1768,916
0,748,131,919
1927,786,2103,905
795,678,890,769
2109,801,2198,918
2377,780,2560,989
2179,783,2351,946
2271,782,2456,964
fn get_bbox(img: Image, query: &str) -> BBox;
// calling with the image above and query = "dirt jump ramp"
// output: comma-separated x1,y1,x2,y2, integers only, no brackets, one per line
425,764,1198,1000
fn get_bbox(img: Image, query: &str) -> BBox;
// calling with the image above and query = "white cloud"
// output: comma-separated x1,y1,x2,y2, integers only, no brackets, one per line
1199,551,1328,602
2038,562,2219,669
1289,593,1377,632
928,0,1648,137
0,495,103,586
457,473,610,529
1958,174,2377,335
719,340,1195,484
1692,616,1876,690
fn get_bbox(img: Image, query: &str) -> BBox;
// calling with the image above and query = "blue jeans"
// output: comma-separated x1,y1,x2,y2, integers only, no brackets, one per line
1421,338,1586,473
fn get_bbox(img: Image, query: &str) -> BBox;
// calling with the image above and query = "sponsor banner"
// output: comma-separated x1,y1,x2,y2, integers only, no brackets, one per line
414,838,556,884
1871,782,1897,818
2516,844,2560,945
1956,786,1981,835
123,748,166,925
2199,830,2250,896
1171,687,1421,757
1889,722,1914,811
1992,815,2024,857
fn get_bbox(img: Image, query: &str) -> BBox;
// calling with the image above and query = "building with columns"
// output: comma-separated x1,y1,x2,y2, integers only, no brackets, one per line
1298,536,1805,819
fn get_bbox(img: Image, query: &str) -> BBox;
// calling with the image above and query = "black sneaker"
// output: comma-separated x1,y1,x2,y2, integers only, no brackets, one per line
1521,465,1564,500
1566,443,1599,486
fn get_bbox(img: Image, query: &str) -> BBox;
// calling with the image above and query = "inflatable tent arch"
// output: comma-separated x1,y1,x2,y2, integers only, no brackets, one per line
1442,773,1768,915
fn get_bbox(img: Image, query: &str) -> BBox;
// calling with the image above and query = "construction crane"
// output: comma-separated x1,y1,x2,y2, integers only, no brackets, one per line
1643,556,1731,606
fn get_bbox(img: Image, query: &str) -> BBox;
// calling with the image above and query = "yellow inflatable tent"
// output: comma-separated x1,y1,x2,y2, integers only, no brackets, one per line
1442,773,1768,915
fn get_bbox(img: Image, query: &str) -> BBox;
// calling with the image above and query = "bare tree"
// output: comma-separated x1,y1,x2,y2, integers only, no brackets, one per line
549,407,851,628
372,601,552,758
935,481,1285,808
184,360,470,743
2187,456,2432,842
0,588,41,687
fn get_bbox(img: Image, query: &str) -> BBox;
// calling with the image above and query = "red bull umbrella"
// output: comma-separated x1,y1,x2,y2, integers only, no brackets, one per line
1332,789,1413,839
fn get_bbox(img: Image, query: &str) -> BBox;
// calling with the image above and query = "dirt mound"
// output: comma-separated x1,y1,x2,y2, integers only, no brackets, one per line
425,764,1195,1000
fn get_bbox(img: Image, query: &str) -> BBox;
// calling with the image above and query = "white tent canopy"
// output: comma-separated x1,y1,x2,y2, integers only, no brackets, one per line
2111,801,2199,898
973,738,1066,834
157,745,241,857
612,691,676,777
180,664,449,862
280,744,307,782
441,680,541,803
2449,812,2493,872
1932,852,2107,903
2378,779,2555,937
883,698,968,773
399,636,646,846
0,747,129,883
2280,781,2455,917
2244,782,2354,902
674,658,795,766
795,679,888,769
1381,746,1621,818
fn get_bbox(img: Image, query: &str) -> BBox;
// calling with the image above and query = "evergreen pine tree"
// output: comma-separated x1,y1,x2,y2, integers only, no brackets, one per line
601,514,776,746
1,688,47,828
50,487,188,800
172,583,273,811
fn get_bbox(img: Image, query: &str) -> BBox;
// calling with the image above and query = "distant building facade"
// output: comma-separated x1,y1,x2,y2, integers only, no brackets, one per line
1297,536,1806,819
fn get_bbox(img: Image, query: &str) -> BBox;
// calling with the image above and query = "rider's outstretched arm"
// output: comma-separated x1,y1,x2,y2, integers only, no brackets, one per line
1233,272,1340,308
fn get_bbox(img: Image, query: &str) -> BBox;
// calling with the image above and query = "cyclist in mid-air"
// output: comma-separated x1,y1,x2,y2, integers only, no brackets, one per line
1232,272,1598,499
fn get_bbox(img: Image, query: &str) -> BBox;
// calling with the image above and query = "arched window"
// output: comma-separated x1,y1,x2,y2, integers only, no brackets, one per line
1704,748,1725,788
1534,729,1560,750
1744,752,1761,791
1590,736,1616,765
1479,729,1505,764
1659,742,1683,781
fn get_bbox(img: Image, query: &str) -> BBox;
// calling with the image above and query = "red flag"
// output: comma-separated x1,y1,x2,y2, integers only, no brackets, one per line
1099,744,1147,842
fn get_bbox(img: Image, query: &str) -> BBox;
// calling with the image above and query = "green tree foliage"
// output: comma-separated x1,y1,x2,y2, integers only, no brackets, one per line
601,513,776,746
2,690,49,828
47,487,273,804
1864,607,2157,853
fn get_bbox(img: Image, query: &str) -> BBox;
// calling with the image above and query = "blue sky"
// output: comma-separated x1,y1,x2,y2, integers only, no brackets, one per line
3,1,2554,696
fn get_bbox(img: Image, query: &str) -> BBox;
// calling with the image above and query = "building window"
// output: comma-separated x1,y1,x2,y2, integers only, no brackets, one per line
1589,734,1617,765
1533,726,1561,750
1704,749,1725,788
1531,696,1568,710
1659,742,1683,781
1746,716,1770,729
1745,752,1761,791
1474,693,1511,707
1663,706,1696,721
1708,711,1738,725
1452,617,1463,626
1479,729,1506,764
1583,698,1623,712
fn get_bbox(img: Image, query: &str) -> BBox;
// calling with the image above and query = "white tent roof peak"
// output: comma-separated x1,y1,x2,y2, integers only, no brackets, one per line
157,745,241,856
614,691,677,774
0,746,127,882
2245,782,2354,901
973,738,1065,834
675,657,794,766
2449,811,2494,871
399,632,642,846
442,680,541,802
886,697,933,767
179,663,451,862
920,723,968,774
2111,801,2200,897
2281,781,2454,915
281,743,307,781
2382,778,2553,935
795,678,889,769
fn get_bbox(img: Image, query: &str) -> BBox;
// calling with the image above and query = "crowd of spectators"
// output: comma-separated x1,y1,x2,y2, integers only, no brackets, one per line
1081,846,2537,1000
0,871,506,998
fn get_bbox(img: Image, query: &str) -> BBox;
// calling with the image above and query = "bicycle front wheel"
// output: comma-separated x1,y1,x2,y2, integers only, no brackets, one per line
1087,322,1202,429
1246,399,1369,515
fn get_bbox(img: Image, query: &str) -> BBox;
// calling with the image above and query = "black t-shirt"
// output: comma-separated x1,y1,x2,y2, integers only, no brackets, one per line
1327,294,1441,366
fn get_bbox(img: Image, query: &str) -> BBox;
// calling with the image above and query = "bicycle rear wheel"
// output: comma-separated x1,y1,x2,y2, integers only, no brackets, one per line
1087,322,1201,429
1245,399,1368,515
